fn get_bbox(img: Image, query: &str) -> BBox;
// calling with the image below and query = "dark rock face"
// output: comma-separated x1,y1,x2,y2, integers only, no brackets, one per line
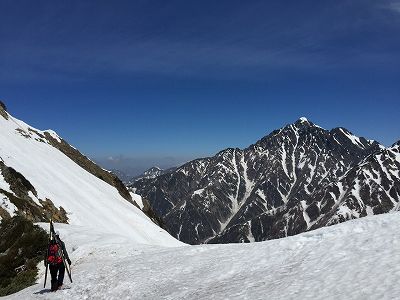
140,197,166,229
131,118,397,244
110,169,131,184
0,101,6,111
0,101,8,120
0,162,37,199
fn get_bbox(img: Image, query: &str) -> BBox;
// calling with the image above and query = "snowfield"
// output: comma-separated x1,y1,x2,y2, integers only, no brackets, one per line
4,212,400,300
0,112,181,247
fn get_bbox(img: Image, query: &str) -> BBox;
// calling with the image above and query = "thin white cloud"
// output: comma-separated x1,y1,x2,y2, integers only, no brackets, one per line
1,1,400,83
388,1,400,13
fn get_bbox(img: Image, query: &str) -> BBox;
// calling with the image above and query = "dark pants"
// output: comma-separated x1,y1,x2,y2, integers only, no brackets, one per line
49,263,65,290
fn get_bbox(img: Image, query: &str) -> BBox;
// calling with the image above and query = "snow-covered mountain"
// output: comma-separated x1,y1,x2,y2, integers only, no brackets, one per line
5,212,400,299
211,141,400,243
131,118,399,244
0,104,180,247
139,166,164,179
126,166,177,184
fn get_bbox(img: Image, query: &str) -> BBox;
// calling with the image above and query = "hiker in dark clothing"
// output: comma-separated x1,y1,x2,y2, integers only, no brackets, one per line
45,232,71,291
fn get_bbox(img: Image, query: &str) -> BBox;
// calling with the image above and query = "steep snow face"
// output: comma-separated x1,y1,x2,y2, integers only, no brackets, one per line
5,212,400,299
0,111,181,247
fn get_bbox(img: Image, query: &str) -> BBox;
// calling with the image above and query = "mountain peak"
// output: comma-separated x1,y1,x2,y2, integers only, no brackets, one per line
292,117,323,129
294,117,328,131
293,117,316,126
298,117,309,122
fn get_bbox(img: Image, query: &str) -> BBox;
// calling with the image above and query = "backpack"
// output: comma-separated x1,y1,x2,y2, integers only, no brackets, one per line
47,242,63,265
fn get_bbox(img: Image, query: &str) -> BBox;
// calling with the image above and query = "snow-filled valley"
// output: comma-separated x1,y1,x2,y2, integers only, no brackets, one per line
4,213,400,299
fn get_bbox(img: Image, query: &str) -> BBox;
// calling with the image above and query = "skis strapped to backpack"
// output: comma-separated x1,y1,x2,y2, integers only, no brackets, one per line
45,220,73,285
43,221,52,288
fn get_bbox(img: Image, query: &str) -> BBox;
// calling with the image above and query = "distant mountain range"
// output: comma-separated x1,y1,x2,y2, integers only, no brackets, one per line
131,118,400,244
112,166,177,185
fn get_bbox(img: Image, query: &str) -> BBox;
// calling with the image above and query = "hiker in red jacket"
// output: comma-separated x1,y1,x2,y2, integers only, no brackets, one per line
46,232,71,291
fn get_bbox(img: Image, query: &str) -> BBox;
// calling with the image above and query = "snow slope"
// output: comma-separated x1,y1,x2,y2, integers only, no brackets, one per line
5,212,400,299
0,111,181,247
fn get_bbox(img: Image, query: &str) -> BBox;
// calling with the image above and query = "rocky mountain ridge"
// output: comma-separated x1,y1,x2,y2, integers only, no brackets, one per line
128,166,177,184
132,118,399,244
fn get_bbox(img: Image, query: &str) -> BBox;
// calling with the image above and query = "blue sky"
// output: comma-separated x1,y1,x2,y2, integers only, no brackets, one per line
1,0,399,175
